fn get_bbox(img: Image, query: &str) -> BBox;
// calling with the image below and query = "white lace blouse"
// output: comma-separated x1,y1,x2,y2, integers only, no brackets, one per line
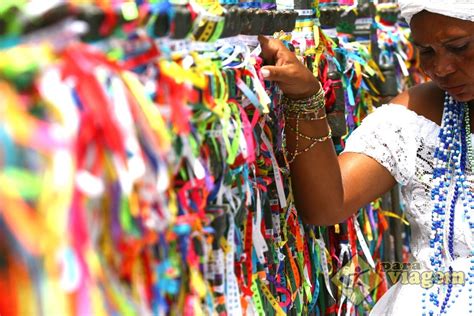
342,104,474,315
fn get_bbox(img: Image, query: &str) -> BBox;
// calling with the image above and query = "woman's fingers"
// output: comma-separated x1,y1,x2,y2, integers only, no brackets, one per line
258,35,290,65
259,35,321,99
258,35,276,64
261,65,292,82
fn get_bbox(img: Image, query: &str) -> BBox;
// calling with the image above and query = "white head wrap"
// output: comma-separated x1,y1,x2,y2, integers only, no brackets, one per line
398,0,474,25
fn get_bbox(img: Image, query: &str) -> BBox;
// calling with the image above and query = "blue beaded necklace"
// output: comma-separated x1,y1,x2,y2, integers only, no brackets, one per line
422,93,474,315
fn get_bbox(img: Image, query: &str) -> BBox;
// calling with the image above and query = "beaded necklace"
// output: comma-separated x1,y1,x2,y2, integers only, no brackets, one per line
464,103,474,167
422,93,474,315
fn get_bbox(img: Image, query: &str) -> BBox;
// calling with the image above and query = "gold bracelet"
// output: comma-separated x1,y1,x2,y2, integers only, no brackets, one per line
285,111,332,164
281,87,326,114
286,123,332,141
285,111,327,121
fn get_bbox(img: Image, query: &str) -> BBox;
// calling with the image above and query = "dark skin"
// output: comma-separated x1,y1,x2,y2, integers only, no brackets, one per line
259,11,474,226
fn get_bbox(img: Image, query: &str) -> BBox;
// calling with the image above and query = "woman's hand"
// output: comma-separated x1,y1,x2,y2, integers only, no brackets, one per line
258,35,320,99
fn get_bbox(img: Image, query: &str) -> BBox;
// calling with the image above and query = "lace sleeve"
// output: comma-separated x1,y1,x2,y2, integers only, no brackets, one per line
342,104,422,186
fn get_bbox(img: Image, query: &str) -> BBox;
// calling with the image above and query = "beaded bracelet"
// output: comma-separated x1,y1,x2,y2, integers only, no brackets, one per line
281,87,326,114
281,87,331,163
286,123,331,141
285,111,327,121
285,111,332,164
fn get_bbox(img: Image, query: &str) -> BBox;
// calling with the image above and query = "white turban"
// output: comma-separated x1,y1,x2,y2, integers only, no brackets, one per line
398,0,474,25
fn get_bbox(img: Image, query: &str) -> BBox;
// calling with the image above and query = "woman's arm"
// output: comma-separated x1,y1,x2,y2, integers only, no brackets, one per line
259,36,397,226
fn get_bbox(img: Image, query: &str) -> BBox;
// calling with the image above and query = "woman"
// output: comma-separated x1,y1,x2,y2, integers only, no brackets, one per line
259,1,474,315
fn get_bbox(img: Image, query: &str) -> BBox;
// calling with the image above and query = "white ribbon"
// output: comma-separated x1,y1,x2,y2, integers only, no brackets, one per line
225,216,243,315
316,237,335,300
353,215,376,269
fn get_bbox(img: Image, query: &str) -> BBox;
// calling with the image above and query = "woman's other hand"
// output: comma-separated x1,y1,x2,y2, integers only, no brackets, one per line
258,35,320,99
